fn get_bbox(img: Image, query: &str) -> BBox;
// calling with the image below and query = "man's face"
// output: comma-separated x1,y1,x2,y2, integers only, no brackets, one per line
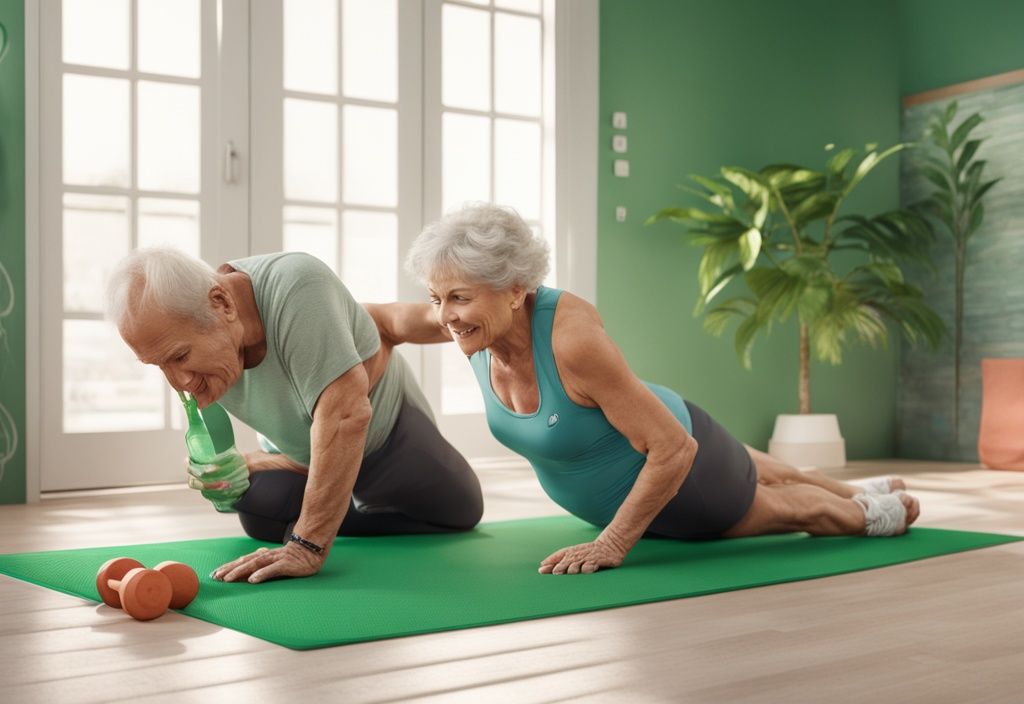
120,294,244,409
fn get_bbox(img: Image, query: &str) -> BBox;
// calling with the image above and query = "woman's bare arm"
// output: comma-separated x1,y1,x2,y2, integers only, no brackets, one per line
363,302,453,347
540,296,698,573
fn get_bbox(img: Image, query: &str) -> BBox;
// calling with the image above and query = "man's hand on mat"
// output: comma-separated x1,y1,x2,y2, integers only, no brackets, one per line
210,542,324,583
538,539,626,575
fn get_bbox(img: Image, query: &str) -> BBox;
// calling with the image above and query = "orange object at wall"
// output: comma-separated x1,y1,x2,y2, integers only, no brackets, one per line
979,359,1024,471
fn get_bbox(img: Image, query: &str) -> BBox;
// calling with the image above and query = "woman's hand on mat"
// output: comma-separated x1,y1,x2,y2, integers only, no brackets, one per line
210,542,324,583
538,539,626,575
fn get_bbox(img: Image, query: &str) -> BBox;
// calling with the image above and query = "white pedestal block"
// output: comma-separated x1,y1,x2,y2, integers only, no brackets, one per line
768,414,847,469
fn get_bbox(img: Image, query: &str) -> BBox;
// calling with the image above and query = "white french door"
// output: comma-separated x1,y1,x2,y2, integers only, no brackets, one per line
39,0,251,490
37,0,593,491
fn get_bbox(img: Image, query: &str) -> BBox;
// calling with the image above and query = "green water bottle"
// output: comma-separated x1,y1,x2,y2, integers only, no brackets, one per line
180,391,216,463
178,391,249,512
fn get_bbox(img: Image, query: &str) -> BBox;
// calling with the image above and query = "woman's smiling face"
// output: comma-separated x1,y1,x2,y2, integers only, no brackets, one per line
428,274,524,355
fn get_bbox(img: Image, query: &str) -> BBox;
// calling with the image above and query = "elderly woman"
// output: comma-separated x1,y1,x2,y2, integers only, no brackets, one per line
374,204,920,575
107,249,482,583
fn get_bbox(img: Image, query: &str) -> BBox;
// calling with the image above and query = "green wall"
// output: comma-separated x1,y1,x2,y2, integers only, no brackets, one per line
898,0,1024,95
598,0,903,458
0,0,25,503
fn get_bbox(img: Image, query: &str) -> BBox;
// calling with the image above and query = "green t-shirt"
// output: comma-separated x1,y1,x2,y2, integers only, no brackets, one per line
219,252,433,464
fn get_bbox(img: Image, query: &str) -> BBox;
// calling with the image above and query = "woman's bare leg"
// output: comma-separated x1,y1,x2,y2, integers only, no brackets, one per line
722,482,920,538
746,445,906,499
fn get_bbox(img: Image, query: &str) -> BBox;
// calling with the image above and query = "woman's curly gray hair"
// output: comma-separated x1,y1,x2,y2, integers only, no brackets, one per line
406,203,550,291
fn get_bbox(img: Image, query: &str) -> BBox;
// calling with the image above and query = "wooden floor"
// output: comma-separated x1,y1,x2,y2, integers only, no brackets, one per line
3,459,1024,703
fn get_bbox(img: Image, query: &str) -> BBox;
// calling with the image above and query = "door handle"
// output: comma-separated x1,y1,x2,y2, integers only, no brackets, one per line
223,140,239,184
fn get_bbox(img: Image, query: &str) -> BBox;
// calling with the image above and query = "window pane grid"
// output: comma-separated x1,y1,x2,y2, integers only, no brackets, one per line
60,2,204,434
282,0,401,304
284,2,403,304
440,0,548,415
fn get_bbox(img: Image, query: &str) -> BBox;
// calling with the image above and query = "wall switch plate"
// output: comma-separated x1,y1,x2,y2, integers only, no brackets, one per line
616,206,627,222
612,111,628,129
612,135,628,153
613,159,630,177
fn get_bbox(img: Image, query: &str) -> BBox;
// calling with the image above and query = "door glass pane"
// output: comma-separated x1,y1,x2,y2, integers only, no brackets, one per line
442,345,483,414
494,118,541,220
138,198,200,258
137,81,200,193
442,112,490,213
64,320,165,433
494,13,541,117
284,98,338,202
284,206,339,273
138,0,201,78
63,74,130,188
62,0,129,70
284,0,338,95
343,105,397,207
63,194,131,313
341,210,397,303
342,0,397,102
495,0,541,13
442,4,490,111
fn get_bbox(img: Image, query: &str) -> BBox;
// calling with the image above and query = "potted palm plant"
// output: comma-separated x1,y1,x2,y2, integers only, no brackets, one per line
910,102,1000,442
648,143,946,468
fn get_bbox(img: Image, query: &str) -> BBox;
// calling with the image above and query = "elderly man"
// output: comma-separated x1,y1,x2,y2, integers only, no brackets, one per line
107,249,482,583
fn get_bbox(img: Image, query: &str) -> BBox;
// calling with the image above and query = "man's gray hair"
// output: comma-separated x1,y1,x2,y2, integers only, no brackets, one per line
106,247,219,329
406,203,550,291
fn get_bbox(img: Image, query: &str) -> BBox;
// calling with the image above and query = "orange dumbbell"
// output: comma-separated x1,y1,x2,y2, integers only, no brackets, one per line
152,561,200,609
96,558,200,621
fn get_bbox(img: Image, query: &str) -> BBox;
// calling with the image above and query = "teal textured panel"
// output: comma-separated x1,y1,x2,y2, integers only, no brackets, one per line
899,81,1024,460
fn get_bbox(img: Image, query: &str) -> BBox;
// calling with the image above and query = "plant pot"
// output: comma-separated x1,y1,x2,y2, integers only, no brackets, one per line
978,358,1024,471
768,413,846,469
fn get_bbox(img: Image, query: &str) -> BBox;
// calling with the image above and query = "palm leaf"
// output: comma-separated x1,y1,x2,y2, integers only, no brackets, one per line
955,139,981,175
950,113,983,152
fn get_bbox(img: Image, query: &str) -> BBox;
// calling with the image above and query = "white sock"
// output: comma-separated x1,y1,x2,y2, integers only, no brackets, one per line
853,491,908,536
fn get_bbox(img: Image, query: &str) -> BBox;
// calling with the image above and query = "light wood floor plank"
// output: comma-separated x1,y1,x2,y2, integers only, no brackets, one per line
2,460,1024,703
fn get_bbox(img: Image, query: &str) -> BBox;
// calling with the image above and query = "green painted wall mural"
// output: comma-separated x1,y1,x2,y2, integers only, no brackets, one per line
0,0,26,504
898,81,1024,461
598,0,902,457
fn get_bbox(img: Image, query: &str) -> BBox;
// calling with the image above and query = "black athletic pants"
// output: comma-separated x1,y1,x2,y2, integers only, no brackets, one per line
233,400,484,543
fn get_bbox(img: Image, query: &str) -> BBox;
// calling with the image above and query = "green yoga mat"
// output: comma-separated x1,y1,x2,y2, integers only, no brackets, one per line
0,516,1019,650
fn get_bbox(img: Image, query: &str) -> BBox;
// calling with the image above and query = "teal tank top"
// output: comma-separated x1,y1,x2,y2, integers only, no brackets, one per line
469,286,693,527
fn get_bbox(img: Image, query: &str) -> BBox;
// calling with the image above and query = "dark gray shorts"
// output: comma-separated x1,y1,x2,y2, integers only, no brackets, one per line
234,399,484,543
644,400,758,539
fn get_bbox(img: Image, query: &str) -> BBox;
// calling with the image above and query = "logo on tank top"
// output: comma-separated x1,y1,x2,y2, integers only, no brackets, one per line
547,413,559,427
